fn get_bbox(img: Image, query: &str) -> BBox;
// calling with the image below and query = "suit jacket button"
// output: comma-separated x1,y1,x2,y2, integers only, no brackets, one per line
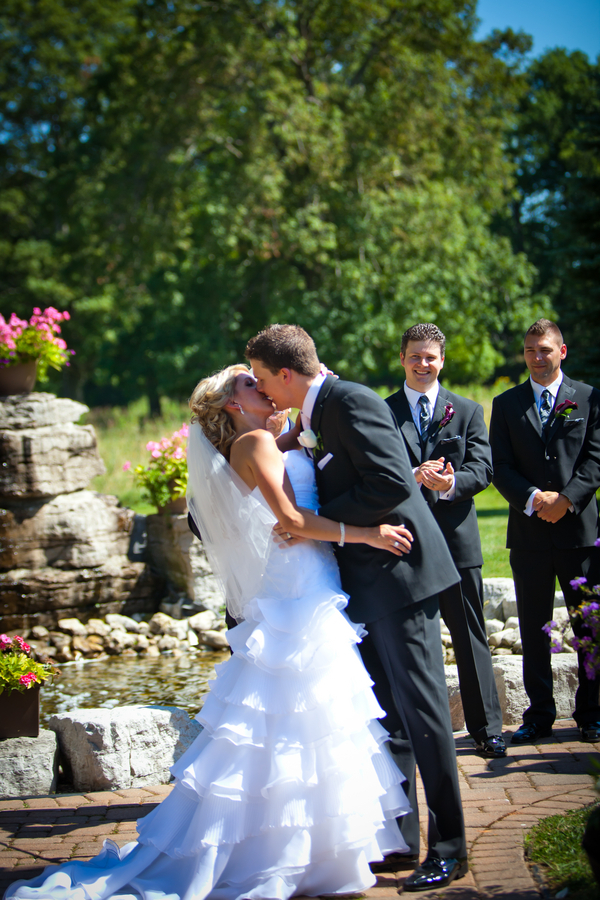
546,481,552,487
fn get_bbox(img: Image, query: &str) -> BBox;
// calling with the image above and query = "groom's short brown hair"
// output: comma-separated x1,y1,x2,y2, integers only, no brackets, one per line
245,324,321,376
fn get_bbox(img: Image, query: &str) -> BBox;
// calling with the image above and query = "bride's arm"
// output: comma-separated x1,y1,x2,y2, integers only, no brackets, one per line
232,430,413,555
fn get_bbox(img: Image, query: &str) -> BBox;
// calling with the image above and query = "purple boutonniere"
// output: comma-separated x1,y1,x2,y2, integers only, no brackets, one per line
435,403,455,433
554,399,578,418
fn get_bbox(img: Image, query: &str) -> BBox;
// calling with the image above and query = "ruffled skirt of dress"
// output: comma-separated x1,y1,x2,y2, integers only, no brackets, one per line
5,541,410,900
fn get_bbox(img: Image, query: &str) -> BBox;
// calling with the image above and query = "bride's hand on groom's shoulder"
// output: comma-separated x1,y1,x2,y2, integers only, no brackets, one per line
371,523,414,556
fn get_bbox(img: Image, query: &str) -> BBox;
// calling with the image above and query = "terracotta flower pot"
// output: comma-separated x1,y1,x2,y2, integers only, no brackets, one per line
0,360,38,396
0,683,40,738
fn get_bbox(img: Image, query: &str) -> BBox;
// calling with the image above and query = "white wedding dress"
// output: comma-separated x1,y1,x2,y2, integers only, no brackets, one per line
5,447,410,900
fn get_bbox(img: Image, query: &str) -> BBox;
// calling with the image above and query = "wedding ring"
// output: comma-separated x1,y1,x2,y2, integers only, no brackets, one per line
393,541,400,548
286,533,291,539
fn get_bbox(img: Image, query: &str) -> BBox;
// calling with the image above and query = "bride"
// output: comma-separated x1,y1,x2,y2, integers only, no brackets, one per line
6,364,413,900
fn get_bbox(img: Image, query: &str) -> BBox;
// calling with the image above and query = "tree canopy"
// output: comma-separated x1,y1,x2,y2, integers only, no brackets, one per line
1,0,562,407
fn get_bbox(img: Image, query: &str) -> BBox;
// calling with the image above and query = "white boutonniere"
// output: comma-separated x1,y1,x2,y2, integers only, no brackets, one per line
298,429,318,449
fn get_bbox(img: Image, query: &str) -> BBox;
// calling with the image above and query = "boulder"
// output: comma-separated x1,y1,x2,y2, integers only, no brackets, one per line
483,577,516,620
188,610,218,633
149,611,189,640
0,423,106,499
199,630,230,651
0,730,59,799
105,613,148,634
444,666,465,732
49,706,203,791
492,655,578,724
0,492,135,570
485,618,505,637
146,512,224,614
0,560,161,632
57,617,88,635
0,392,89,431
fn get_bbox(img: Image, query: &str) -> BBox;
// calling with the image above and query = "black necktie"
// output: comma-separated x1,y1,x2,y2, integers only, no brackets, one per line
419,395,431,439
539,389,553,427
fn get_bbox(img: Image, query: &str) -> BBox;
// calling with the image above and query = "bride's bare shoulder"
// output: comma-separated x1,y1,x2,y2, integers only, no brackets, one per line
231,429,278,462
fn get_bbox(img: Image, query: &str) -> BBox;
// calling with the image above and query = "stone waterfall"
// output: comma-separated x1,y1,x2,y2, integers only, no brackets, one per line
0,392,163,632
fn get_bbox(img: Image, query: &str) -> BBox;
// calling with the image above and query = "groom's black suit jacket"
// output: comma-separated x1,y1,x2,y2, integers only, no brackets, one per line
311,376,460,623
489,374,600,551
385,386,492,568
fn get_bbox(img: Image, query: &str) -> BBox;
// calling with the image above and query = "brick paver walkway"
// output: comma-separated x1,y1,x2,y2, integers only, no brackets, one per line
1,719,598,898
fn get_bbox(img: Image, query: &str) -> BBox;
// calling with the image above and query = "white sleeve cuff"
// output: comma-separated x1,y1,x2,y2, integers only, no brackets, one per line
439,476,456,501
524,489,540,517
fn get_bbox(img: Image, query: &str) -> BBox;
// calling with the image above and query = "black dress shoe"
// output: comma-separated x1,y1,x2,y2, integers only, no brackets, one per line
474,735,507,758
370,853,419,872
401,857,468,892
510,722,553,745
579,721,600,743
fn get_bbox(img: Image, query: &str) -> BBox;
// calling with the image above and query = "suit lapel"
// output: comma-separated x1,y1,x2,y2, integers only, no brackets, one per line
544,376,576,445
310,374,337,441
518,381,544,441
391,391,422,465
425,389,451,451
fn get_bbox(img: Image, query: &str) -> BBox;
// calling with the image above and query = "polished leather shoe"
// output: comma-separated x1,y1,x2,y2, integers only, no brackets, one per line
510,722,553,745
401,857,468,892
579,721,600,743
474,735,507,758
370,853,419,872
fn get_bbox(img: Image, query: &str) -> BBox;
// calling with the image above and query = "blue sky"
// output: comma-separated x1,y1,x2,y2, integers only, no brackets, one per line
475,0,600,60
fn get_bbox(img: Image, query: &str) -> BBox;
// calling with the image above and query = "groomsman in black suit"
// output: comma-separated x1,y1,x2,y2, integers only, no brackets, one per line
246,324,468,891
386,323,505,759
489,319,600,744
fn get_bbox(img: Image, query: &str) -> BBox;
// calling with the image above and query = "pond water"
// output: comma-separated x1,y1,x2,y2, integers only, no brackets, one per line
40,649,228,727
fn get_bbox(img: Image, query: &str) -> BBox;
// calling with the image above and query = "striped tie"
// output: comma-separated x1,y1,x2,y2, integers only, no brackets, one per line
419,395,431,439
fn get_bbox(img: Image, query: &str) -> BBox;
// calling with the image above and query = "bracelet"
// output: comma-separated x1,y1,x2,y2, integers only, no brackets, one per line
338,522,345,547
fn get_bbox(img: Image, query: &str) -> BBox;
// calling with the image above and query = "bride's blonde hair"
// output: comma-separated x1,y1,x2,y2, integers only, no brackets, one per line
189,363,251,458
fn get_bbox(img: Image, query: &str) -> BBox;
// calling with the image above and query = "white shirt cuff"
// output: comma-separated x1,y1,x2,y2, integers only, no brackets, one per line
439,476,456,501
524,489,540,516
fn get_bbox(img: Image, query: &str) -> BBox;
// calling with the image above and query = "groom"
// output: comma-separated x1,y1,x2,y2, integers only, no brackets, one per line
246,324,468,891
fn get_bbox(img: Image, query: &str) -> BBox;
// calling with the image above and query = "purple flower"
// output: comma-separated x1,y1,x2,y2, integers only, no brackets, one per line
594,538,600,548
550,639,563,653
542,621,556,635
570,576,587,589
439,404,455,430
554,399,578,418
581,602,600,618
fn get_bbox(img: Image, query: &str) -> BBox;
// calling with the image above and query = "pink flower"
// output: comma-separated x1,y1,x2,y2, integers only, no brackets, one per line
14,636,31,653
146,441,159,452
0,634,12,651
151,449,161,459
179,423,189,437
19,672,37,687
122,461,132,471
173,447,184,460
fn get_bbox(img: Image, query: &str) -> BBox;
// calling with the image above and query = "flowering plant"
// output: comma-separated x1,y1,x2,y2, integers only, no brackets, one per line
544,552,600,680
123,423,189,510
432,403,455,437
554,399,578,418
0,307,74,381
0,634,60,696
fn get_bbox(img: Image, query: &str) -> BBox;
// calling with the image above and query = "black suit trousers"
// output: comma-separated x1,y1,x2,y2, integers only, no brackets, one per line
438,567,503,740
359,596,466,861
510,546,600,727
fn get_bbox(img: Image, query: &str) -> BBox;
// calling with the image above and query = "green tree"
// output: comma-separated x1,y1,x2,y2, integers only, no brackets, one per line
1,0,549,405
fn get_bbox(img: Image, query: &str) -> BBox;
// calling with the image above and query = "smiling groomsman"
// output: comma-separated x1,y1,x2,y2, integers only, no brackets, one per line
489,319,600,744
386,323,506,758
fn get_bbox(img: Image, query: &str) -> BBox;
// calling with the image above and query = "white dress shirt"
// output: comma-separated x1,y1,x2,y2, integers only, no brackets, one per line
524,372,570,516
301,370,328,431
403,382,455,501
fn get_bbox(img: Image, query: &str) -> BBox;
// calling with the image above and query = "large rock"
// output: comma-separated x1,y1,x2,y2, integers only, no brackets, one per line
444,667,466,732
0,730,59,798
483,578,516,620
0,422,105,498
146,513,224,614
0,560,161,631
492,655,578,724
0,491,135,570
49,706,203,791
0,392,89,430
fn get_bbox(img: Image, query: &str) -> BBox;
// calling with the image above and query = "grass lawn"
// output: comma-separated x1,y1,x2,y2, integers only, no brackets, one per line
525,804,600,900
86,386,513,575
